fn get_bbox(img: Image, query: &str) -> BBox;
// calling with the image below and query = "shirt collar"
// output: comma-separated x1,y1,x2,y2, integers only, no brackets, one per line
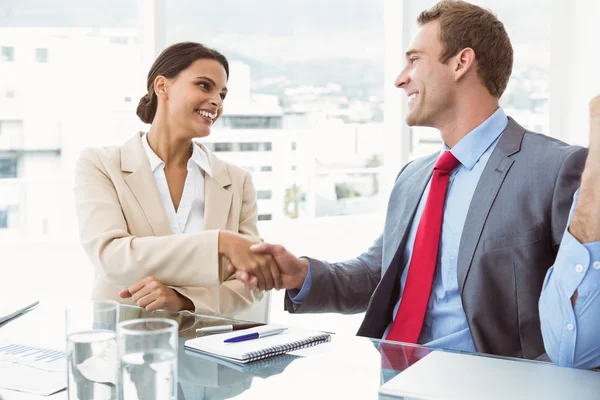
141,132,213,177
142,132,164,171
190,140,212,177
444,107,508,170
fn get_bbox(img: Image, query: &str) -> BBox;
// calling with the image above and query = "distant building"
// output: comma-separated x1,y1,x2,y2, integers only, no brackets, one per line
203,62,302,222
0,27,143,237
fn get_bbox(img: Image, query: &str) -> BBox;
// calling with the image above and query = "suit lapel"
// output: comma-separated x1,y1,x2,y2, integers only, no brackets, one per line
457,118,525,294
121,133,172,236
386,155,438,266
359,154,437,338
198,142,233,231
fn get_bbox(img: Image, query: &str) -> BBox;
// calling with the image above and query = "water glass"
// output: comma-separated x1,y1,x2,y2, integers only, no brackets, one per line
118,318,179,400
65,300,119,400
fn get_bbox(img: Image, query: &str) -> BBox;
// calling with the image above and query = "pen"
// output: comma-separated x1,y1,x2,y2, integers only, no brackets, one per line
196,323,265,334
224,327,288,343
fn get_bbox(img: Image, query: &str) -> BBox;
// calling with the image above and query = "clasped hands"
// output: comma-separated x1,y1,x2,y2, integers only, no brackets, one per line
220,231,308,292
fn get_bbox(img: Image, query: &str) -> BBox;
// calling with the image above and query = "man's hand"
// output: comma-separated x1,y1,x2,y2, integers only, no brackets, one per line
119,276,194,312
229,243,308,292
567,95,600,307
219,231,281,291
590,95,600,148
570,95,600,245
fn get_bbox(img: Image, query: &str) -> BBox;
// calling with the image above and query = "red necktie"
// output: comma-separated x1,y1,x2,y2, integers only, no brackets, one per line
386,151,460,343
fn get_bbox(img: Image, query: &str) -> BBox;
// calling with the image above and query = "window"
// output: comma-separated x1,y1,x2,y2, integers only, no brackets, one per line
219,115,283,129
256,190,272,200
1,46,14,62
0,156,18,178
35,48,48,63
258,214,272,221
291,142,297,151
166,0,386,332
0,209,7,229
240,142,271,152
109,37,129,45
5,90,15,99
124,96,132,103
239,142,259,152
291,165,297,171
214,143,234,152
261,142,272,151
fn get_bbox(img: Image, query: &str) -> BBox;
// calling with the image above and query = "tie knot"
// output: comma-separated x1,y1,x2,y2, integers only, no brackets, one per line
434,151,460,172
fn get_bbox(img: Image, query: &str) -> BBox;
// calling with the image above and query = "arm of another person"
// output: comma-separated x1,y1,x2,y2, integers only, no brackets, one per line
75,148,263,314
242,233,383,314
539,96,600,369
284,234,384,314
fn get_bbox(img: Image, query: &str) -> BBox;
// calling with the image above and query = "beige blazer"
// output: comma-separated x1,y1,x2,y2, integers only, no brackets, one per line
74,132,262,317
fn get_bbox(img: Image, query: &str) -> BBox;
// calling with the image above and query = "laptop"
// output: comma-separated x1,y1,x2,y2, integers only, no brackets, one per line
379,350,600,400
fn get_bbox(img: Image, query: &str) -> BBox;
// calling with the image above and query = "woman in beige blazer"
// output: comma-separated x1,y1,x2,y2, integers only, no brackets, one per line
74,42,280,317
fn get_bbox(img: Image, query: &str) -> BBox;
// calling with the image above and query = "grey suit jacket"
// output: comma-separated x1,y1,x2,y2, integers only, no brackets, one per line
284,117,588,360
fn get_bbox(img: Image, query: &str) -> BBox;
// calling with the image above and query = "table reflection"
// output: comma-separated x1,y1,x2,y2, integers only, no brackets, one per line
0,299,442,400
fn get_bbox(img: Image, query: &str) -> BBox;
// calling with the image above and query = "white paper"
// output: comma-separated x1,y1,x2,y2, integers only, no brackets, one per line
0,344,66,396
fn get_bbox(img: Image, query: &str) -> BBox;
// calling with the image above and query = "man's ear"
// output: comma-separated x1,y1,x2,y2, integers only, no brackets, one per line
453,47,476,81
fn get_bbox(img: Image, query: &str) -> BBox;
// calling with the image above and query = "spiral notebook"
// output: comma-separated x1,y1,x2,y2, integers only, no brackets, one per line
184,324,331,364
185,348,301,375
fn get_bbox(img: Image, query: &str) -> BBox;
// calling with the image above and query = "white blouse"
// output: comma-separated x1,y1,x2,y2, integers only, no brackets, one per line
141,133,212,234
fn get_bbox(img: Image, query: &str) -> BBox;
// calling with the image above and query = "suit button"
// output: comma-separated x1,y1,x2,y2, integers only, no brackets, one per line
567,323,574,331
575,264,584,273
593,261,600,270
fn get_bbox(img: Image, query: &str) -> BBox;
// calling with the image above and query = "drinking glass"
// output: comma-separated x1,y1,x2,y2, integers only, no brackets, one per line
65,300,119,400
118,318,178,400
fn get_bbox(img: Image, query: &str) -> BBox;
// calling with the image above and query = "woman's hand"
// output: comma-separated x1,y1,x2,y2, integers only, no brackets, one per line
119,276,194,312
219,231,282,291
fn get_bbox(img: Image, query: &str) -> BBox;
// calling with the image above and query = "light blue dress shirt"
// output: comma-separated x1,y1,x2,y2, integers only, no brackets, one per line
539,190,600,369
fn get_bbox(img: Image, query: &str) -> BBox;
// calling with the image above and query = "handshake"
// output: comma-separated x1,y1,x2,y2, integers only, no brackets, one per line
219,231,309,292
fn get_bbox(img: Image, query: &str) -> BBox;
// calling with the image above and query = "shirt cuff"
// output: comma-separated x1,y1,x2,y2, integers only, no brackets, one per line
554,229,600,295
581,240,600,290
288,258,312,304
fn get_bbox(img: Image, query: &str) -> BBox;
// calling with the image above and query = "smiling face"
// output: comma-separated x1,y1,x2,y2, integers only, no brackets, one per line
395,21,456,128
158,58,228,139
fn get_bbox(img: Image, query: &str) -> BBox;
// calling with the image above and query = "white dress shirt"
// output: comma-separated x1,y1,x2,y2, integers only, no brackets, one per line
141,133,213,234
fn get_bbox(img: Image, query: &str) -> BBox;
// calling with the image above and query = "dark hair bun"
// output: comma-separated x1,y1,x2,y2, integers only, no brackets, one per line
136,94,156,124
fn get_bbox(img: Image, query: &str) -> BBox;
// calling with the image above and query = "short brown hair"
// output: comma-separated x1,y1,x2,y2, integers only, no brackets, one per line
136,42,229,124
418,0,513,98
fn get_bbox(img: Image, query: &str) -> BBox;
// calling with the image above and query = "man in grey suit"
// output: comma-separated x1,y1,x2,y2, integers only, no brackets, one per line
231,1,598,368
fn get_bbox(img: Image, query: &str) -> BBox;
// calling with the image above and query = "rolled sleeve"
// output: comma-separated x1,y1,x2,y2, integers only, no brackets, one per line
540,194,600,369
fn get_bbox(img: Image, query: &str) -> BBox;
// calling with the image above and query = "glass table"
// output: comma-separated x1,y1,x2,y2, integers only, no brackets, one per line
0,297,552,399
